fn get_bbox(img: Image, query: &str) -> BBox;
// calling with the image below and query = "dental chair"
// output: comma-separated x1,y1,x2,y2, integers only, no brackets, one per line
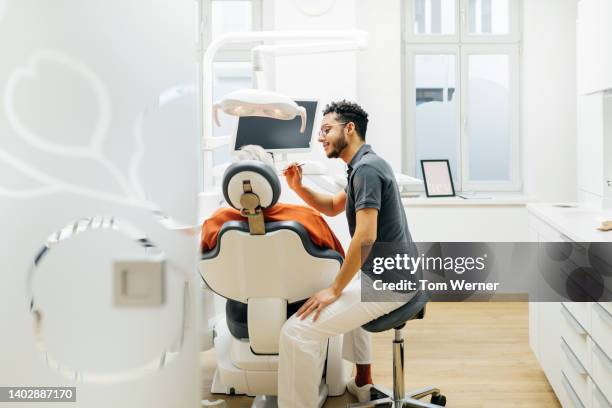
199,160,350,407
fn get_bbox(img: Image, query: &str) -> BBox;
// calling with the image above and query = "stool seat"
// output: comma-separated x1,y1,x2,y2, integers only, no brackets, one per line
362,290,430,333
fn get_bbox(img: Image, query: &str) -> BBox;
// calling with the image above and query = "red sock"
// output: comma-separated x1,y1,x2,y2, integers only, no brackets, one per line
355,364,373,387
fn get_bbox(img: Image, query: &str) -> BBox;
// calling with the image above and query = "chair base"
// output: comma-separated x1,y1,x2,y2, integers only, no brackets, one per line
247,381,328,408
348,385,445,408
210,318,349,398
251,395,277,408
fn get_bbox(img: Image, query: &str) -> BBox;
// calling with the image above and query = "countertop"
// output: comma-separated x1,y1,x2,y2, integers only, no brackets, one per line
402,194,531,206
527,203,612,242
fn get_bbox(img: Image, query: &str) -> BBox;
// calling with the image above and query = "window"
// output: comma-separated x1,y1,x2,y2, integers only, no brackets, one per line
412,0,457,37
464,0,518,39
405,0,520,191
204,0,263,165
409,0,458,39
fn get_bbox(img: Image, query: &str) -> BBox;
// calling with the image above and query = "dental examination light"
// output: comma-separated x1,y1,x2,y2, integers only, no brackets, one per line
212,89,307,132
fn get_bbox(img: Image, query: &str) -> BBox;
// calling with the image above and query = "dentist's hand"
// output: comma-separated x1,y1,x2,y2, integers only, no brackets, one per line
296,286,341,322
283,162,303,192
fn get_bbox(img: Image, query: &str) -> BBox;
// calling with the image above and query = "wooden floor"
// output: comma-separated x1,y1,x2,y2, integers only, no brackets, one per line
200,302,560,407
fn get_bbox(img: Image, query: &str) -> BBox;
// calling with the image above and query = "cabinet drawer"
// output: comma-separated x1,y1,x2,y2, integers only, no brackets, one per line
592,342,612,405
563,302,591,333
562,339,590,405
592,381,612,408
562,371,587,408
592,303,612,359
599,302,612,316
562,304,591,370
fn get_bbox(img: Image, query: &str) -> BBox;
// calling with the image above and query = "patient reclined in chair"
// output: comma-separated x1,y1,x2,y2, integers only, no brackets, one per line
201,144,344,257
198,147,350,406
201,203,345,256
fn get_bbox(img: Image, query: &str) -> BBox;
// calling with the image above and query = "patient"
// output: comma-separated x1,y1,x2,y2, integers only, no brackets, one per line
200,144,345,257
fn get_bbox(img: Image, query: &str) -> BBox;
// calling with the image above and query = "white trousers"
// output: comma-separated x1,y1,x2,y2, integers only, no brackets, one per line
277,278,406,408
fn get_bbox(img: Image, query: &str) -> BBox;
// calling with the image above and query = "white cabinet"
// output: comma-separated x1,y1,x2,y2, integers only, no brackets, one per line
576,0,612,209
528,210,612,408
577,0,612,95
577,94,605,203
576,82,612,209
605,99,612,209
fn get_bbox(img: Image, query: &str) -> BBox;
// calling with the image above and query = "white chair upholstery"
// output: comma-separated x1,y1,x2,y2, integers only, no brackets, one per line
202,225,340,304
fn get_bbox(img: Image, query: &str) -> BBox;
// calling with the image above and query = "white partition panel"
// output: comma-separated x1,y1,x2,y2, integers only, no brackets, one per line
0,1,201,407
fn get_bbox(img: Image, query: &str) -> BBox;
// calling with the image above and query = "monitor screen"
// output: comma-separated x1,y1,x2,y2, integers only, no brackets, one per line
233,100,318,152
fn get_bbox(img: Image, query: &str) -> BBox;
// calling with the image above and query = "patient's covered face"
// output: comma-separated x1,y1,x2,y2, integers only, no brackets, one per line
319,113,348,159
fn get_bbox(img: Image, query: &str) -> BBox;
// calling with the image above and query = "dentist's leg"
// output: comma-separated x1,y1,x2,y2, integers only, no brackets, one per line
342,327,371,364
342,327,374,386
277,279,404,408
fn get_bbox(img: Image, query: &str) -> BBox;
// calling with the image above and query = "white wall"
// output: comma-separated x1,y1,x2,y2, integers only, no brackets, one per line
271,0,358,176
356,0,404,171
521,0,578,202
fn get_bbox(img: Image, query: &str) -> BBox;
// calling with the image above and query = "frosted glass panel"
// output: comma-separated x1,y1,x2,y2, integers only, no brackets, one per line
467,54,511,181
0,1,200,406
467,0,509,35
212,1,253,38
414,54,459,182
414,0,456,35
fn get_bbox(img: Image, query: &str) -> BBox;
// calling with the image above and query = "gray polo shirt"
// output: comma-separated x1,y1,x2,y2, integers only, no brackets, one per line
345,144,417,279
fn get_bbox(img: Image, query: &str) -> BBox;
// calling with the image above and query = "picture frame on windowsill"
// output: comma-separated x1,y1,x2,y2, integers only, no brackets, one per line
420,159,456,198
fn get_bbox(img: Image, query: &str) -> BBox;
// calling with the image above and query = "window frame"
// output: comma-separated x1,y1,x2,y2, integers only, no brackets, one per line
405,0,461,44
460,0,521,44
403,0,521,192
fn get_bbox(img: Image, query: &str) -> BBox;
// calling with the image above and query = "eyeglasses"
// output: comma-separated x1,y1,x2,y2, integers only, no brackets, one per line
318,122,348,137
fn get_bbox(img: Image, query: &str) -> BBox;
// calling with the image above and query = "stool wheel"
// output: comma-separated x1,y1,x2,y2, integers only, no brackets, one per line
431,394,446,406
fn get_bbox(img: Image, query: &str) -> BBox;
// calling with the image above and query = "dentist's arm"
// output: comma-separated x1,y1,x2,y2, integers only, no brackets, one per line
284,164,346,217
297,208,378,321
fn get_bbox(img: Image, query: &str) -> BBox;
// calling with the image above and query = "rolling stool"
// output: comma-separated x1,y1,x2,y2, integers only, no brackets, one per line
349,291,446,408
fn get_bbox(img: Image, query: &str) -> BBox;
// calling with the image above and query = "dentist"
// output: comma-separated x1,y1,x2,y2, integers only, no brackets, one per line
280,100,416,406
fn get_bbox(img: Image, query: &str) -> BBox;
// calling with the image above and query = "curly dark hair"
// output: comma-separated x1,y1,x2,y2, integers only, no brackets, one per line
322,100,369,141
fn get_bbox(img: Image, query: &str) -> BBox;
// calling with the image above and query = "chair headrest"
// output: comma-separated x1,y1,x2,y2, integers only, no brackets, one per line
222,160,281,210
